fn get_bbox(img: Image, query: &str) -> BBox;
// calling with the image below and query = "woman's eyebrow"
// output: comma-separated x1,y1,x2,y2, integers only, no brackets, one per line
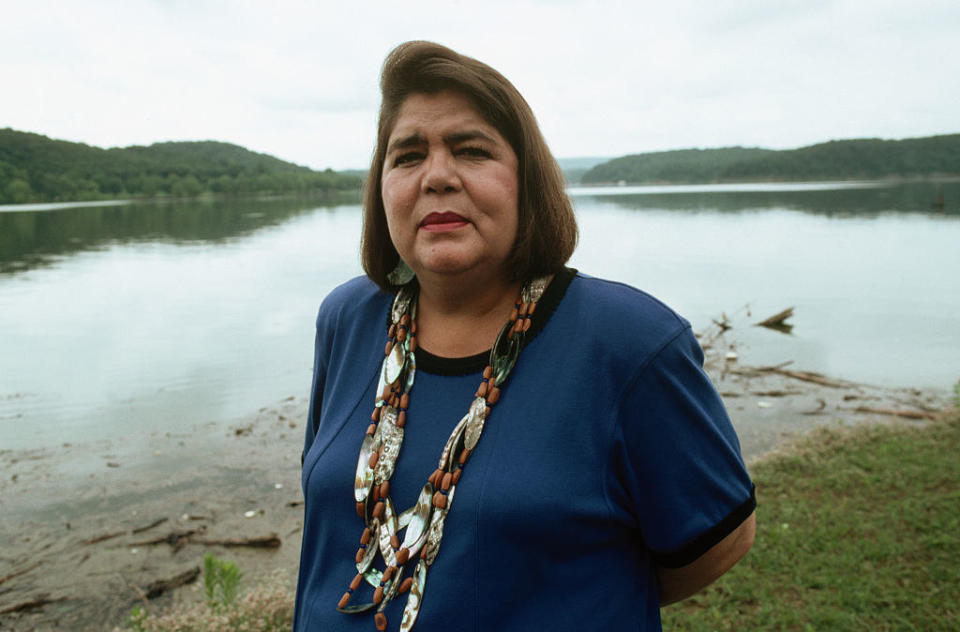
444,130,497,145
386,133,425,155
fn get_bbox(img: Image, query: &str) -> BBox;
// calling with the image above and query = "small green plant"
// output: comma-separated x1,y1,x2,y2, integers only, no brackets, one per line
125,605,147,632
203,553,243,610
953,379,959,408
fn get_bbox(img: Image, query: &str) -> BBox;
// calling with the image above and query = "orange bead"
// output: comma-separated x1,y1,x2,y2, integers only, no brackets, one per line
523,318,531,332
355,548,365,564
373,501,384,519
390,534,400,549
519,302,529,317
373,586,384,604
483,365,493,379
369,452,379,468
509,307,519,321
433,491,447,509
384,340,393,355
397,410,406,427
350,573,363,590
379,481,390,498
383,566,396,582
397,328,407,343
396,547,410,565
452,469,462,485
400,314,410,326
371,407,381,421
399,577,414,594
361,528,372,545
410,320,417,334
528,301,537,315
400,393,410,409
486,386,500,405
375,613,387,631
459,449,472,465
441,472,452,491
356,502,365,517
366,423,377,435
388,323,396,338
338,591,351,609
475,382,487,398
409,336,418,352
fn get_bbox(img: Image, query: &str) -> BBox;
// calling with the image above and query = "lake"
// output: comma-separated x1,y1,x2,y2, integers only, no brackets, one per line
1,181,958,451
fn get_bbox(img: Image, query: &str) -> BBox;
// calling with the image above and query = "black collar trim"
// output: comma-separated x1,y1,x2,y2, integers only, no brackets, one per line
413,267,577,376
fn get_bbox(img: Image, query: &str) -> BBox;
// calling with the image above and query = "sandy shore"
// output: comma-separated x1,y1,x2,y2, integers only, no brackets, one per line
0,334,949,631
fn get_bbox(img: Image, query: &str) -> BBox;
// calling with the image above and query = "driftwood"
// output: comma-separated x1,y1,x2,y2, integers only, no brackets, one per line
0,561,41,586
755,307,794,329
132,517,169,534
853,406,937,420
750,389,803,397
194,533,282,549
83,531,125,545
802,398,828,415
0,594,66,615
130,528,201,547
735,365,851,388
144,567,201,599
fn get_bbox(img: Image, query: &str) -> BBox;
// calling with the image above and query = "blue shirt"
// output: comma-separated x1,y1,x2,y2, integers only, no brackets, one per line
295,269,755,631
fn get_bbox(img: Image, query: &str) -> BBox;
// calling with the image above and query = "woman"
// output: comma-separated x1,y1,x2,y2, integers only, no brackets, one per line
294,41,755,632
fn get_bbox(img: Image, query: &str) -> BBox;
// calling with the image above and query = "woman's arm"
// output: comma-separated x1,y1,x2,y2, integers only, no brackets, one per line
657,511,756,606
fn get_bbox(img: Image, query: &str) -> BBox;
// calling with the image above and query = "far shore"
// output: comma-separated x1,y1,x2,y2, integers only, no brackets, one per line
0,330,949,631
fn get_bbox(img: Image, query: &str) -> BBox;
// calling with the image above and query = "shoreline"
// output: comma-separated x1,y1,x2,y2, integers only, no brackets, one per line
0,336,950,631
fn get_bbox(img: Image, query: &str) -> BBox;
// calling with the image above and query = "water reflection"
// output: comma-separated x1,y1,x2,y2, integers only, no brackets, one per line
0,193,360,274
570,180,960,217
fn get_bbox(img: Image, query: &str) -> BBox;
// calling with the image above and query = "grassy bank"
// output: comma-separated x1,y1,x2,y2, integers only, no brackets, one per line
117,411,959,631
663,410,960,631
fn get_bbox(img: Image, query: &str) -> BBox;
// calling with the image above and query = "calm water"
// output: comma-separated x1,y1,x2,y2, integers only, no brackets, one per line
2,182,958,451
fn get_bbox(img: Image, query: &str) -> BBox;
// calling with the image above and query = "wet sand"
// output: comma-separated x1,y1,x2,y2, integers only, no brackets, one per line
0,337,948,631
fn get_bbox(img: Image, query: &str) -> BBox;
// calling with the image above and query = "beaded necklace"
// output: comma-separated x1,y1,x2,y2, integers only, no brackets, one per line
337,275,549,631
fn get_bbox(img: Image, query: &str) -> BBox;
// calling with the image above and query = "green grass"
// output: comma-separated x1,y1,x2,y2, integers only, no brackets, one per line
662,410,960,631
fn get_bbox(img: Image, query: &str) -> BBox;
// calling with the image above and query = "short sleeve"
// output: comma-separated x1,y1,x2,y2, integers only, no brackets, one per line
612,326,755,568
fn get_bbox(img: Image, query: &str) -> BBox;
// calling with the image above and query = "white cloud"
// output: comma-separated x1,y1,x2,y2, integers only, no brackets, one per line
2,0,957,169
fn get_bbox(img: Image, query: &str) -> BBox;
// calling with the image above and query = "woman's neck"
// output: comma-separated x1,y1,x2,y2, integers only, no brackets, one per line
413,270,522,359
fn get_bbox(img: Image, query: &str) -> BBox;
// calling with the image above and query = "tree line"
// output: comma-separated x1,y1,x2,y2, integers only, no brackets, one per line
0,128,363,204
580,134,960,185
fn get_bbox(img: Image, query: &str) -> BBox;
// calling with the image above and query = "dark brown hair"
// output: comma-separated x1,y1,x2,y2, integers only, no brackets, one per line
361,40,578,291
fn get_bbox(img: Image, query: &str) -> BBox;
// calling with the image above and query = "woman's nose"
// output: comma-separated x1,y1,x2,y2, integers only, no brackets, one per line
422,151,461,193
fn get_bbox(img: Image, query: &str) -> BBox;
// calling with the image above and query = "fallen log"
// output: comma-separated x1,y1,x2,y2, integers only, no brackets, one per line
0,561,41,586
83,531,125,545
755,307,794,329
0,594,66,615
853,406,937,420
194,533,281,549
144,567,201,599
132,517,169,534
130,529,201,547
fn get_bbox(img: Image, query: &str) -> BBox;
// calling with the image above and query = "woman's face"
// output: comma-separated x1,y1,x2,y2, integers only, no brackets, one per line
381,90,519,283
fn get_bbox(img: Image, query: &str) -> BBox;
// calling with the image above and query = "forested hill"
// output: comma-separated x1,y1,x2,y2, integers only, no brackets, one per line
581,134,960,185
0,128,362,204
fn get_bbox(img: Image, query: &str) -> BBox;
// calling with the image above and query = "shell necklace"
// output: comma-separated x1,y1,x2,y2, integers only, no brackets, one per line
337,275,549,631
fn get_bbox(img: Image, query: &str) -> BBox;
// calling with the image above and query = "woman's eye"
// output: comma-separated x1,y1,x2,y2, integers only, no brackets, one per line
394,152,424,166
458,146,491,159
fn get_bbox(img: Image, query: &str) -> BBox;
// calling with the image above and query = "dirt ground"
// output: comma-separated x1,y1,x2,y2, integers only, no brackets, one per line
0,333,949,631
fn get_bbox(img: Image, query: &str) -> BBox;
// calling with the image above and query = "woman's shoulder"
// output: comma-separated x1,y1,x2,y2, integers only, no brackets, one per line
565,271,692,346
316,276,388,323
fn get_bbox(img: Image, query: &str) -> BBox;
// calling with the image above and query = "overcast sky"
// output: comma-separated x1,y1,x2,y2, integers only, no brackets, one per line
3,0,958,170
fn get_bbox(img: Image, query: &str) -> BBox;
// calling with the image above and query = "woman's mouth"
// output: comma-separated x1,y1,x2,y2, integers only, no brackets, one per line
419,212,470,232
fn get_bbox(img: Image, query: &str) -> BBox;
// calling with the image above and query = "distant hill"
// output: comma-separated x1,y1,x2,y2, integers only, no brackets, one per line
581,134,960,185
0,129,362,204
556,156,613,185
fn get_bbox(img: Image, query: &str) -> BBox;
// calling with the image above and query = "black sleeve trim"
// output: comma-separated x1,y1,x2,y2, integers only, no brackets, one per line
651,484,757,569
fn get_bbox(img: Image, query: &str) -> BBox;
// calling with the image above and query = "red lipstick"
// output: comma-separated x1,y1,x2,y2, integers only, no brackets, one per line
419,212,469,232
